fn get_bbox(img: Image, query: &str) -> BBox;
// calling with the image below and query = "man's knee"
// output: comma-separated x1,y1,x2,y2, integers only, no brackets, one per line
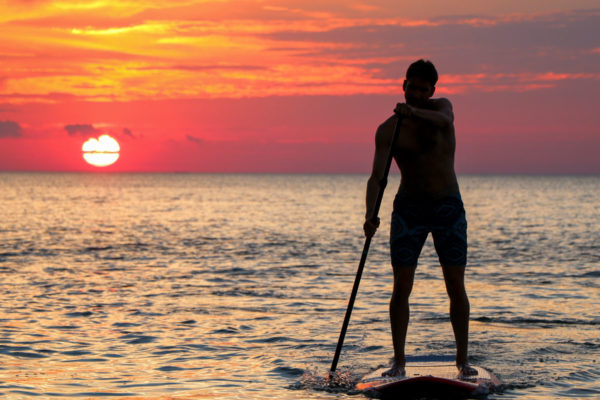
442,265,467,299
392,266,416,298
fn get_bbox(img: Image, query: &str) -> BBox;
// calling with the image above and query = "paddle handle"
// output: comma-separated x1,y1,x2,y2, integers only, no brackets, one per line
329,114,403,374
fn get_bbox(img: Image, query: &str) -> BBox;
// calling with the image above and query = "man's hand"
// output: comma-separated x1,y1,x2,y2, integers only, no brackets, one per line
394,103,415,118
363,217,380,238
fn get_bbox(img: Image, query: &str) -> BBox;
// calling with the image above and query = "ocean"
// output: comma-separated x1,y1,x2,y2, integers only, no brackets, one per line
0,173,598,399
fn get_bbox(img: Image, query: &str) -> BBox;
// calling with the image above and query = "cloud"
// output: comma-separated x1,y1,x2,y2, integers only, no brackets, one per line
186,134,203,144
434,71,600,94
0,105,19,113
0,120,22,138
262,9,600,76
1,4,598,102
159,64,267,71
0,92,77,105
64,123,100,136
65,124,139,140
123,127,135,138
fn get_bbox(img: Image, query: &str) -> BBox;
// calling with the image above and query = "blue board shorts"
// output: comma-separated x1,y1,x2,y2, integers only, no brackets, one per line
390,192,467,268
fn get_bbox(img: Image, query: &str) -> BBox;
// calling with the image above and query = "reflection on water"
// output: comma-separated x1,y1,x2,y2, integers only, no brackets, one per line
0,173,598,399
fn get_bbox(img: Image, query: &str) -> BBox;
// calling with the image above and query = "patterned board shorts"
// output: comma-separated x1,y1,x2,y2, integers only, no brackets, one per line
390,192,467,268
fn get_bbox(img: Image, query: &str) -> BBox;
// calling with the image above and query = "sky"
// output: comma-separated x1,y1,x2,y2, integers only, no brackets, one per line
0,0,599,173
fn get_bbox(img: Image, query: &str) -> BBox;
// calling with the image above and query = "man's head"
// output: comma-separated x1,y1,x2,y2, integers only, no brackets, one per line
403,59,438,107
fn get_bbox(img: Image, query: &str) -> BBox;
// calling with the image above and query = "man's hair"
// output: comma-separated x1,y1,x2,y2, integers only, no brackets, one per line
406,59,438,86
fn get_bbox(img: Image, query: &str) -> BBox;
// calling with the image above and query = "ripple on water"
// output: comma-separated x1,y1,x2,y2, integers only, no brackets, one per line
62,350,92,356
1,174,599,399
65,311,94,318
156,365,185,372
120,333,157,344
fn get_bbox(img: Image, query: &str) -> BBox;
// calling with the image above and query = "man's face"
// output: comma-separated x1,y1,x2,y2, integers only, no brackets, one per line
403,77,435,107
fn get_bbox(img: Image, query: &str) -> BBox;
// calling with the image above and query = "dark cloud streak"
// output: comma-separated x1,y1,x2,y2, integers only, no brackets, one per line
0,120,22,138
123,128,135,138
186,135,203,144
64,124,99,136
137,64,268,72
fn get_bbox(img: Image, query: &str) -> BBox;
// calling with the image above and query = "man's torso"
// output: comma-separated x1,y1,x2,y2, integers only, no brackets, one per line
380,106,458,197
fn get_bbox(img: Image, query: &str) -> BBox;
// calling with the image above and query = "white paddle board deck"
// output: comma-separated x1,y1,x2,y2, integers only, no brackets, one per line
356,357,500,399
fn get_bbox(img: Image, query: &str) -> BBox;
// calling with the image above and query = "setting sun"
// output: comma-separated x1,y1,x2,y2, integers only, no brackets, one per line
82,135,120,167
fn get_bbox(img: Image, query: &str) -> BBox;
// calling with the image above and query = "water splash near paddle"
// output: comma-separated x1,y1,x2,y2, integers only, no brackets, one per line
290,367,361,394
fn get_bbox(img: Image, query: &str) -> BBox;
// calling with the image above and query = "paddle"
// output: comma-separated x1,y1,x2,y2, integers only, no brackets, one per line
329,112,404,376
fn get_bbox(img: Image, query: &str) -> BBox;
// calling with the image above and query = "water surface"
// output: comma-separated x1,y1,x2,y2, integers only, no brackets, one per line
0,173,598,399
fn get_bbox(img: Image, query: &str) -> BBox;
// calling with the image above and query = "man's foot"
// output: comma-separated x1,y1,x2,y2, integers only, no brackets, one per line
382,363,406,377
457,363,478,377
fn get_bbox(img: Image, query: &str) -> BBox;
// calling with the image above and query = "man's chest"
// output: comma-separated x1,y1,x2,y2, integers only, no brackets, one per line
395,119,442,154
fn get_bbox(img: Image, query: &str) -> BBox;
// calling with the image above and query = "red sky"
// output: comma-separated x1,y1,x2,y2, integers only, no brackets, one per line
1,0,599,173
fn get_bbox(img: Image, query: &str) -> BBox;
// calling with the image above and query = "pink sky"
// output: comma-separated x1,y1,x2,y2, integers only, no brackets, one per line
0,1,599,173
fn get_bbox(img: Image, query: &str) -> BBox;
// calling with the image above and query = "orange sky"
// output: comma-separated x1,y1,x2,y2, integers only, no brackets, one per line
1,0,599,173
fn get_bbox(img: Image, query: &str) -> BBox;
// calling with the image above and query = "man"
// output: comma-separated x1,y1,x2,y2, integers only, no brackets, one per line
363,59,476,377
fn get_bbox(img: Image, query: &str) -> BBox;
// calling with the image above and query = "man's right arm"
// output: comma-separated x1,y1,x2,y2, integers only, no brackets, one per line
395,98,453,129
364,121,392,237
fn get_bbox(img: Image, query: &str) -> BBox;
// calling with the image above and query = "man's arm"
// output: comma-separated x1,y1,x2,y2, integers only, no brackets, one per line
364,121,392,237
396,98,454,129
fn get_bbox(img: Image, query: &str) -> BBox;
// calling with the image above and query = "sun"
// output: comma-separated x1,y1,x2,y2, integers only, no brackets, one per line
82,135,120,167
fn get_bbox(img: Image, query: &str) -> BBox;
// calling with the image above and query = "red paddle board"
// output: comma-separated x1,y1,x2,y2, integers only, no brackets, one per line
356,358,500,398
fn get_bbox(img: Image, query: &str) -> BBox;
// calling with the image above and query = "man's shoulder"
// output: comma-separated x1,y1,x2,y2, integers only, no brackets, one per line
377,115,399,133
429,97,453,110
374,115,399,145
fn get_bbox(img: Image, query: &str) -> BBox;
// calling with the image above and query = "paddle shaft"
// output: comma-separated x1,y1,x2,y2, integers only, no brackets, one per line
330,114,403,374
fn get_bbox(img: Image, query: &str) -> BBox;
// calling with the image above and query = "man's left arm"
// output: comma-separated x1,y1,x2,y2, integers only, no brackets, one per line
396,98,454,129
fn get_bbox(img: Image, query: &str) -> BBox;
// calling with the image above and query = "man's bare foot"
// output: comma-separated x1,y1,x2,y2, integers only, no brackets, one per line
382,363,406,377
457,363,478,377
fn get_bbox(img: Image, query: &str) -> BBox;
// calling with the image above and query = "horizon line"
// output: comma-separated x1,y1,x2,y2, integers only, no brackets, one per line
1,170,598,177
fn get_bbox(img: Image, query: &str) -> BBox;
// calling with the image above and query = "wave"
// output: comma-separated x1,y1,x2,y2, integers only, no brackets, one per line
473,316,600,326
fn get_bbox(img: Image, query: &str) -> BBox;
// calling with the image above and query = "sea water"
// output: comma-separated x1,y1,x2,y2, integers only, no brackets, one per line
0,173,598,399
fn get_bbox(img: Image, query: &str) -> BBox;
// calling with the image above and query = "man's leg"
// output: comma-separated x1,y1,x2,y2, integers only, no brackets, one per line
441,265,476,375
384,265,416,376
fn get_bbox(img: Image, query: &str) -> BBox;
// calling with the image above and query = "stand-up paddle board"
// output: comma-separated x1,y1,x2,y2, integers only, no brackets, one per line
356,356,501,399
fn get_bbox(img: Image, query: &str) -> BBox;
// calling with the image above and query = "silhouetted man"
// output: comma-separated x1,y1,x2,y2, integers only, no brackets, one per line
364,59,477,377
